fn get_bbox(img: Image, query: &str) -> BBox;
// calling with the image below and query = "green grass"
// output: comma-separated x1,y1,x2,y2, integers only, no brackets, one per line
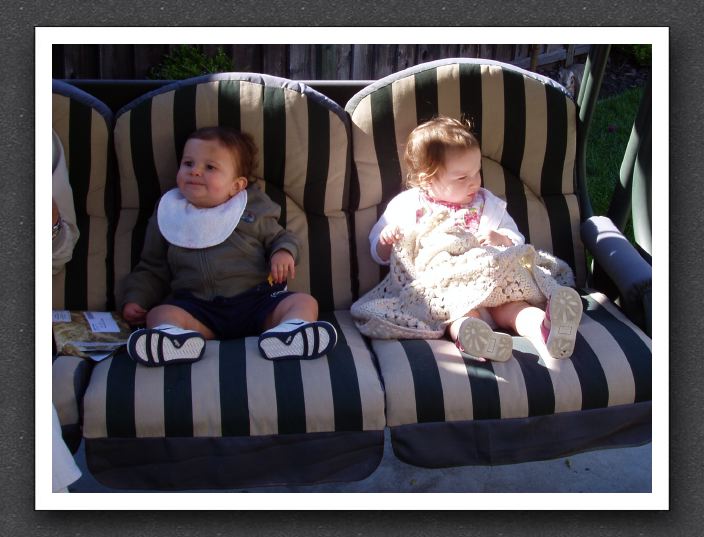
585,87,644,243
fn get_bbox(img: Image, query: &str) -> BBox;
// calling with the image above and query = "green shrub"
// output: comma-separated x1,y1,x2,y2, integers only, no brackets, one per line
149,45,233,80
632,45,652,66
612,44,652,67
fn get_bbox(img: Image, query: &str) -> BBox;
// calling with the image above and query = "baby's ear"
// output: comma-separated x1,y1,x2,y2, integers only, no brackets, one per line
231,176,249,194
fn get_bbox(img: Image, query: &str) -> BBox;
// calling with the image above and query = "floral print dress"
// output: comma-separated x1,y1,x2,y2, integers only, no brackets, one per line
416,190,485,235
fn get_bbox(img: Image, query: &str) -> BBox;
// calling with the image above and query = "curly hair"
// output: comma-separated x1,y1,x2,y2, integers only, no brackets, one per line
403,116,480,190
186,126,259,184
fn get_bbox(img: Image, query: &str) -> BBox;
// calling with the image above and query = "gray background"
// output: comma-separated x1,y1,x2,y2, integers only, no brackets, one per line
2,0,696,534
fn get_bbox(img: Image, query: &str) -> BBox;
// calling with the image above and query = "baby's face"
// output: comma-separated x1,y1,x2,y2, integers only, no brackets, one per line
176,138,246,208
429,146,482,205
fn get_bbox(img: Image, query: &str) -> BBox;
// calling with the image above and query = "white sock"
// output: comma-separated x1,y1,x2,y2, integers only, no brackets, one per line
269,318,308,331
152,323,192,334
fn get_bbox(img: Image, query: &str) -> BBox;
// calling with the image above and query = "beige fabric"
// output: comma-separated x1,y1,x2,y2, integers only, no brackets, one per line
52,130,79,275
52,404,81,491
52,355,85,426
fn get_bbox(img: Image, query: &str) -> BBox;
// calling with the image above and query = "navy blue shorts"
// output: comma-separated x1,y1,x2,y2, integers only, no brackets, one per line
164,282,294,339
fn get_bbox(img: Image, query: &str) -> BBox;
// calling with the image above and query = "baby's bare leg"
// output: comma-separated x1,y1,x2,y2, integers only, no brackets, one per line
490,290,582,359
146,304,216,340
488,300,545,348
263,293,319,330
489,301,544,335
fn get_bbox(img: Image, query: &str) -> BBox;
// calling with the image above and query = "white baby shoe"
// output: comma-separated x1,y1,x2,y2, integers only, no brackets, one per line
258,319,338,361
127,324,206,366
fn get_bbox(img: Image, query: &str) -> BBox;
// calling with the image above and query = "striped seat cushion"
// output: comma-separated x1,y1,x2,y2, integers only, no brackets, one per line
83,311,383,438
345,58,586,295
81,311,386,488
112,73,354,311
52,81,114,450
374,290,651,465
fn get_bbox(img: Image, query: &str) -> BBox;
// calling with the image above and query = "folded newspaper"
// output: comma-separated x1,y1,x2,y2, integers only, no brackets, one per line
52,310,132,359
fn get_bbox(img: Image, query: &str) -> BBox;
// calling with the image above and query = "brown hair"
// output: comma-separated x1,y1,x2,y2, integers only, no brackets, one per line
403,116,480,190
186,126,258,184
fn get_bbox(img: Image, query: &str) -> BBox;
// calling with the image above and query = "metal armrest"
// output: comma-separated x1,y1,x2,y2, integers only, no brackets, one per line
581,216,652,335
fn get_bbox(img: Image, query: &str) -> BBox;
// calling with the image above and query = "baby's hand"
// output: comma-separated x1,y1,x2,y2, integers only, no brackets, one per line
123,302,147,325
270,249,296,284
379,224,403,246
477,230,513,247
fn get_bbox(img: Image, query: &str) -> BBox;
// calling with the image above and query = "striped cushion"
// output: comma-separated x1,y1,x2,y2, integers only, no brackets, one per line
345,59,651,466
52,80,115,311
90,73,384,488
52,81,113,450
83,312,383,439
52,354,94,453
81,311,385,487
345,58,586,295
112,73,354,311
374,290,651,465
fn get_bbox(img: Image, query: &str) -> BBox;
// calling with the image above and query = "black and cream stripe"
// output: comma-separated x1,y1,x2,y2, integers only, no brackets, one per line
374,291,651,429
82,311,385,439
52,353,93,452
52,81,115,450
52,80,116,311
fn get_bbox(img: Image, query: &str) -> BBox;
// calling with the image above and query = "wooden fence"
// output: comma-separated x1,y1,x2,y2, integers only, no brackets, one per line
53,44,590,80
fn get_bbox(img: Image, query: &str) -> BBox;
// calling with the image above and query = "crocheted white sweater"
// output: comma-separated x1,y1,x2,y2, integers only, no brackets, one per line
351,210,576,339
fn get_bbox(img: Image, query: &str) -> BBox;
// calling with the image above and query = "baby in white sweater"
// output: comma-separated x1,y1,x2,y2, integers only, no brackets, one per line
369,117,582,361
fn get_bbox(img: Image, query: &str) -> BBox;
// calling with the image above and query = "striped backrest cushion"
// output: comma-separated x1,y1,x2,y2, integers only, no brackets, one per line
345,58,586,295
52,80,115,310
113,73,353,311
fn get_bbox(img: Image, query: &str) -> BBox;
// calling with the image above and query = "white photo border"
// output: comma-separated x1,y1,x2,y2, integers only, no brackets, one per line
37,26,668,511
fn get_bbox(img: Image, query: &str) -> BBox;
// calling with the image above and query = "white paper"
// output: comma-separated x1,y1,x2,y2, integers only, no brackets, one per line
52,310,72,323
83,311,120,333
86,352,112,362
84,351,115,362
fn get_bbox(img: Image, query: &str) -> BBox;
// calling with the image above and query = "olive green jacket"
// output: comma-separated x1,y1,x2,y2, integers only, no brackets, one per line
120,185,299,310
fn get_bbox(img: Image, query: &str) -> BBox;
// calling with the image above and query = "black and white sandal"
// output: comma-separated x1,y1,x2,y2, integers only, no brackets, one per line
126,326,206,367
258,320,338,361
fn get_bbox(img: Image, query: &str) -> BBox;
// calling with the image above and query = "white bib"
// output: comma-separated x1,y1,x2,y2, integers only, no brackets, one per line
157,188,247,248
